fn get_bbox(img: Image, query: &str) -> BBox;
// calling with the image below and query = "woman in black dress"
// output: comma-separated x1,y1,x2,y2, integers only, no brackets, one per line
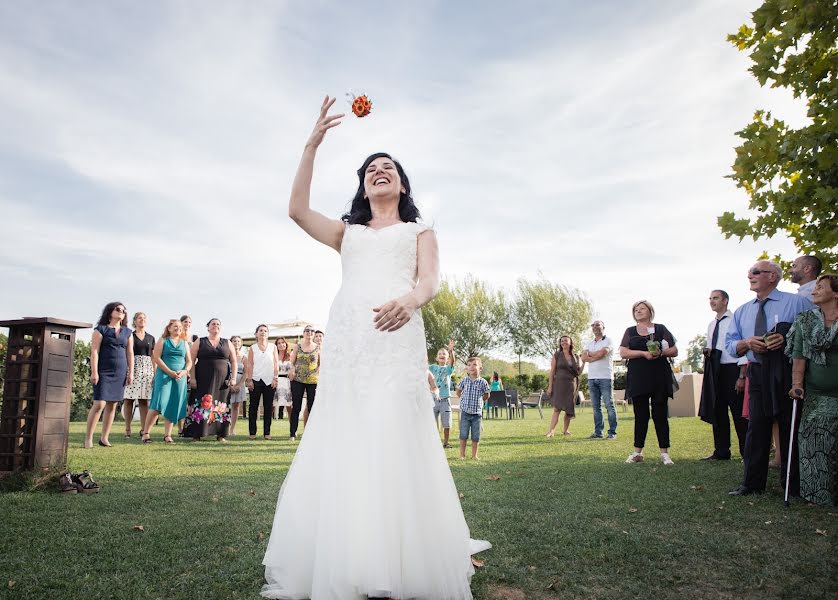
85,301,134,448
619,300,679,465
184,318,238,442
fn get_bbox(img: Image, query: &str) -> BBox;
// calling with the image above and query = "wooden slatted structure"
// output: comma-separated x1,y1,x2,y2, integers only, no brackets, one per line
0,317,90,473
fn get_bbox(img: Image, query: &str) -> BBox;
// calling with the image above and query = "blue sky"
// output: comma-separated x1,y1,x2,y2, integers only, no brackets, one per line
0,1,807,360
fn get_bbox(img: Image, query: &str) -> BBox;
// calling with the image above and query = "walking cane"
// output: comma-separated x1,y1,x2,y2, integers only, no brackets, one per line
784,388,803,508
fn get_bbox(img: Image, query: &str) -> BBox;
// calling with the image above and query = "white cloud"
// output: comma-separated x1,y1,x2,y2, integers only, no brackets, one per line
0,0,812,351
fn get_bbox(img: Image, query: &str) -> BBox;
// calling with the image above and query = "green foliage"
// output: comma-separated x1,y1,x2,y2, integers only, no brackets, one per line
613,370,627,391
423,276,507,364
422,279,459,361
71,340,92,421
578,372,589,398
684,334,707,374
530,373,548,392
722,0,838,271
507,275,594,361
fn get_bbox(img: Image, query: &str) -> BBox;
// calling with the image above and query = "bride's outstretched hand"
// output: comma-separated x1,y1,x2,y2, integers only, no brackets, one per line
305,96,344,149
373,297,416,332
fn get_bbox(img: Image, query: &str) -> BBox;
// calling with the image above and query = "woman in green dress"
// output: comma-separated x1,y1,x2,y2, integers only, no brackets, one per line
787,274,838,506
142,320,192,443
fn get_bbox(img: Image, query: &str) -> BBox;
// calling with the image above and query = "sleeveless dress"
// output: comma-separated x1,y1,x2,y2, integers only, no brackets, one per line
184,337,232,438
274,359,292,407
124,332,155,400
262,222,490,599
227,352,247,404
93,324,132,401
149,338,189,423
549,351,580,415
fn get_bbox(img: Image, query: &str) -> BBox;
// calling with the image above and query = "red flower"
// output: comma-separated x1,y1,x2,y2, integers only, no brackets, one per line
201,394,213,409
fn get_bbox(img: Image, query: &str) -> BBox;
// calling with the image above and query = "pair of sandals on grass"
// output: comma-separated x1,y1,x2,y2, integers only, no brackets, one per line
59,470,100,494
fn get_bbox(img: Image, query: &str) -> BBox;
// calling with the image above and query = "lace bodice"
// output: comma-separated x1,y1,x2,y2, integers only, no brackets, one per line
337,222,428,305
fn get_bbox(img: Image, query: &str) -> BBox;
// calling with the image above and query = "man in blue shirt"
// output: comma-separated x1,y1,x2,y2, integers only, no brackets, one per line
725,260,814,496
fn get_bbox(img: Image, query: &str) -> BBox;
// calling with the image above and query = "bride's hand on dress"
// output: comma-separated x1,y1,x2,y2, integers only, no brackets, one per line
305,96,344,150
373,296,417,332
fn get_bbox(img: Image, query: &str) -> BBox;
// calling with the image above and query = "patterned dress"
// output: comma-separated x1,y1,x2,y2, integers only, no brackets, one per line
788,309,838,506
275,359,292,407
124,332,155,400
184,337,233,439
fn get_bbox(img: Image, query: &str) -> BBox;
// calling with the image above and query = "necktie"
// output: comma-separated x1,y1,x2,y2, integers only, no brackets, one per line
754,299,768,337
711,315,728,350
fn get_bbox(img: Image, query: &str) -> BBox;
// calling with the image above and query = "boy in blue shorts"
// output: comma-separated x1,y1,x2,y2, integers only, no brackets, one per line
457,356,490,460
429,339,456,448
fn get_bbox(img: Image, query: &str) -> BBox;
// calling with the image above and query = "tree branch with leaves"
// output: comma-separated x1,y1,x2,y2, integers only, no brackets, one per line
721,0,837,270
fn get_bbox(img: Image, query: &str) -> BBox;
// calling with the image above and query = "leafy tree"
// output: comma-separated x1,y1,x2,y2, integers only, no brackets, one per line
71,340,92,421
721,0,838,271
422,279,458,361
684,334,707,375
422,276,507,364
507,276,593,363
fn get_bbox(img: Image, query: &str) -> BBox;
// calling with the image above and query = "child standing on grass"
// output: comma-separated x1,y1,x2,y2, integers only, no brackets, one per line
429,339,456,448
457,356,490,460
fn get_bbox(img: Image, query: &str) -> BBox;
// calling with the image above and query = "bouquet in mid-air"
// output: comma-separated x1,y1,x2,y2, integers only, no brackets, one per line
346,91,373,118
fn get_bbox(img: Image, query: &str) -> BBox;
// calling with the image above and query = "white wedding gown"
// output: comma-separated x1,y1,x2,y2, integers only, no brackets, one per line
262,222,490,600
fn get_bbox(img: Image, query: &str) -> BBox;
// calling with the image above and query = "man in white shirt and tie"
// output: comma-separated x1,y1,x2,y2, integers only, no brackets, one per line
699,290,748,460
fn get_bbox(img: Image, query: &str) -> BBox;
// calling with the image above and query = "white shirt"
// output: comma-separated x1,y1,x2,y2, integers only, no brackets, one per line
584,337,613,379
797,280,816,301
250,343,276,384
705,310,747,365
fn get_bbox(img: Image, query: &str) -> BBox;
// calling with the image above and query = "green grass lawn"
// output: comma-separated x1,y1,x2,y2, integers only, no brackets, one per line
1,412,835,600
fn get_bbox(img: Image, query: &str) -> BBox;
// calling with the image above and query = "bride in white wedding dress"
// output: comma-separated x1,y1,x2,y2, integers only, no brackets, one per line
261,97,490,600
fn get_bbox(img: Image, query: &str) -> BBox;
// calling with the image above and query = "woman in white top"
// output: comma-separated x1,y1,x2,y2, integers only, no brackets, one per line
227,335,247,436
246,324,279,440
273,337,294,419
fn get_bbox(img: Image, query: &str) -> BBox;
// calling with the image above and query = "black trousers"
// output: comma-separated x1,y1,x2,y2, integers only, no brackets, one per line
712,363,749,458
632,392,670,449
742,363,800,494
248,380,274,437
290,381,317,437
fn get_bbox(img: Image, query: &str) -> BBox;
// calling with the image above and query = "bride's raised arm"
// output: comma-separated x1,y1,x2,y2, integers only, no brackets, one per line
288,96,346,252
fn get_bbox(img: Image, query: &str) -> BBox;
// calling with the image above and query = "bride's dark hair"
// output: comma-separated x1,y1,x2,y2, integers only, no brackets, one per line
341,152,421,225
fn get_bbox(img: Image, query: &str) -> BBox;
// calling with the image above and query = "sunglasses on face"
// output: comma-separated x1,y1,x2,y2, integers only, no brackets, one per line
114,307,125,313
749,269,772,276
303,329,314,333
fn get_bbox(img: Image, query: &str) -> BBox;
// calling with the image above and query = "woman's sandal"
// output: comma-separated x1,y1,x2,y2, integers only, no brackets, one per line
72,470,100,494
163,436,174,444
141,434,152,444
59,472,78,494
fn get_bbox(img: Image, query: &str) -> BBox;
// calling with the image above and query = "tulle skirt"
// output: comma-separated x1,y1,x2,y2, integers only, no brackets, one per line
261,312,489,599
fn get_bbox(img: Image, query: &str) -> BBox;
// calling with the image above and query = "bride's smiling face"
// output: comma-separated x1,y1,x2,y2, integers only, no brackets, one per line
364,157,404,202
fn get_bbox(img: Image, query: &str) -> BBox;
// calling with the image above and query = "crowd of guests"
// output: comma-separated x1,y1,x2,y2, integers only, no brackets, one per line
529,254,835,507
82,255,836,507
84,310,323,446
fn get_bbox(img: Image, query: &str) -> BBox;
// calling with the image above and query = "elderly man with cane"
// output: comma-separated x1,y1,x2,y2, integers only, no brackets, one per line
725,260,812,497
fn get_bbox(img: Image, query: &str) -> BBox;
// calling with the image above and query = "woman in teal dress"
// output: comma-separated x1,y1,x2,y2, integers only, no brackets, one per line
489,372,503,392
142,320,192,443
787,274,838,506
